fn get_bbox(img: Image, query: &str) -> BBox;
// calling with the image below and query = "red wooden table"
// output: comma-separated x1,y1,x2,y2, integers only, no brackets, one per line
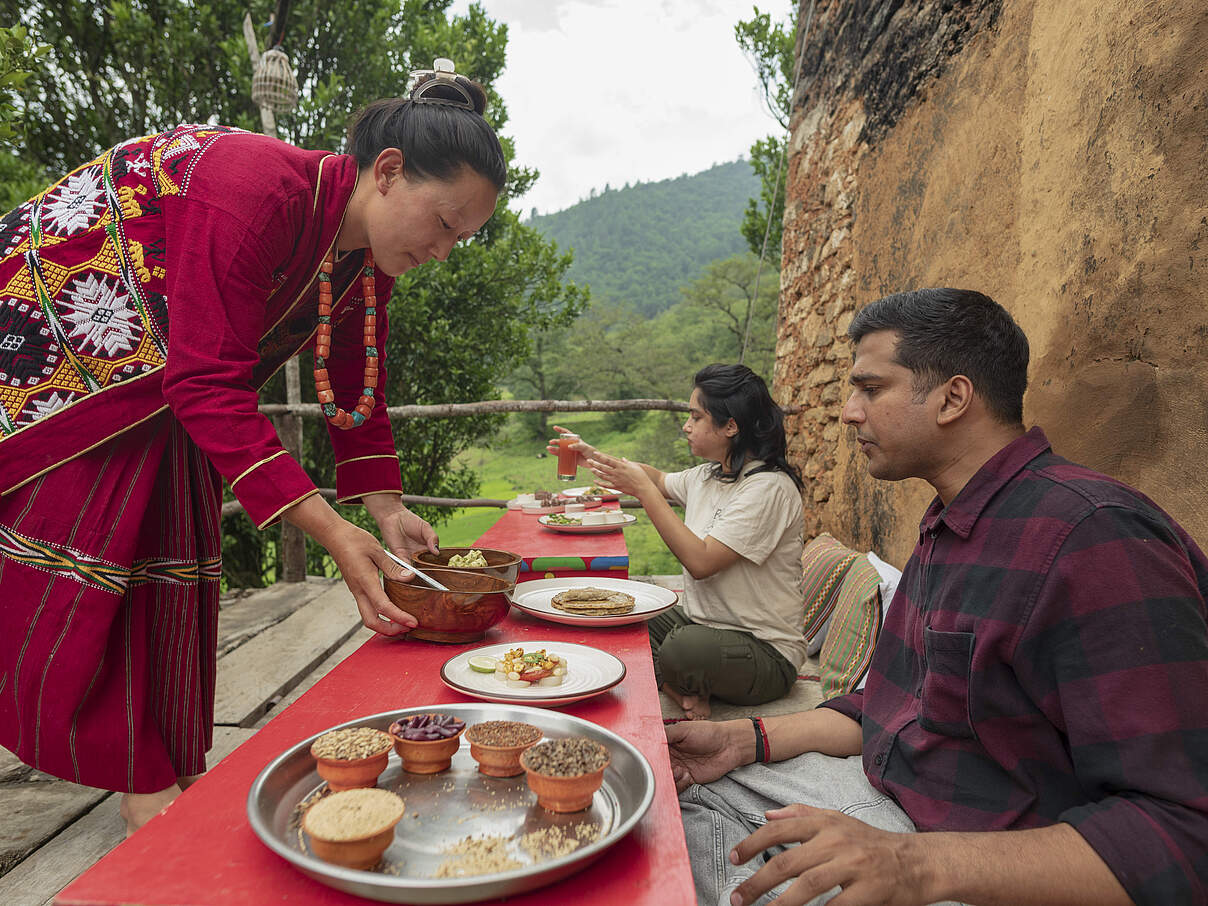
57,511,692,906
474,508,630,580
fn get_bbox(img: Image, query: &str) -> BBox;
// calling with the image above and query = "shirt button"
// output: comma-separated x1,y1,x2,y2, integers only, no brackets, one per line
874,754,884,765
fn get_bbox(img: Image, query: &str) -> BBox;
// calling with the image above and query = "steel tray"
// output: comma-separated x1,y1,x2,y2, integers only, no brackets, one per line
247,703,656,903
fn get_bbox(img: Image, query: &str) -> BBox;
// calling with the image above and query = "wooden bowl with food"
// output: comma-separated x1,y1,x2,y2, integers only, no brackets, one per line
383,567,514,643
411,547,522,586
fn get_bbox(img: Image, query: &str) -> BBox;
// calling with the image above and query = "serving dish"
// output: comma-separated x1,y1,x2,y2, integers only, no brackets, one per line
538,513,638,534
507,578,679,627
247,703,656,904
440,641,626,706
383,569,514,643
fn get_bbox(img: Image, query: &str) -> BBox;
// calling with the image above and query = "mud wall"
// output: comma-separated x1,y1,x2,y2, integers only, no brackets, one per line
776,0,1208,566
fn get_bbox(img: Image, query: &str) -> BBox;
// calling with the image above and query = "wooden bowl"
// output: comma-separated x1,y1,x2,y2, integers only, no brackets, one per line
389,725,464,774
464,721,542,777
413,547,523,586
382,568,514,643
303,788,404,870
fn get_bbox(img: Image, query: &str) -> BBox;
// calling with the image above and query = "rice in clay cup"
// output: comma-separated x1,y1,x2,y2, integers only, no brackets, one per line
309,727,393,792
303,788,405,870
463,720,542,777
521,737,610,813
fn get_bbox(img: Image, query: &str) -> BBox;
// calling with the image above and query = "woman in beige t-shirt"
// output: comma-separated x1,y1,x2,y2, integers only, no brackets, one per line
553,364,805,719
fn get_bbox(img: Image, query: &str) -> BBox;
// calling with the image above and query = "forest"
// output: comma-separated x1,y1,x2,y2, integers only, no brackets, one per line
0,0,796,585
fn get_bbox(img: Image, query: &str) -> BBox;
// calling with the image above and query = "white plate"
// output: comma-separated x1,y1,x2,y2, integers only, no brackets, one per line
560,485,622,501
440,641,626,706
507,577,679,627
538,513,638,533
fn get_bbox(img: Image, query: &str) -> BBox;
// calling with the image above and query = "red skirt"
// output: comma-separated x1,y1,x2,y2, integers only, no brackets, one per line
0,413,222,793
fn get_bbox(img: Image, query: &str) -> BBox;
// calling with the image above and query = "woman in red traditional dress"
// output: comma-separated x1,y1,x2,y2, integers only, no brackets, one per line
0,61,504,832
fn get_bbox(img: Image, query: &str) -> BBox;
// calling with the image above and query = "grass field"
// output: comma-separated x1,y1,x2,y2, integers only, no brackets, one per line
433,412,688,576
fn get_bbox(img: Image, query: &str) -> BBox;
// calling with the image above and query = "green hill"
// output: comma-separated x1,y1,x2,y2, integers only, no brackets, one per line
526,159,759,316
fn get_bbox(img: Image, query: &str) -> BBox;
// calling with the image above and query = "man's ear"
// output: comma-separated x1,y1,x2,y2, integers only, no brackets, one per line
936,375,974,426
373,147,405,193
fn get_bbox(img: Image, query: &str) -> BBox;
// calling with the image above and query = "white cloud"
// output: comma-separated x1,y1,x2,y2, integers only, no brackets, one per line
448,0,789,216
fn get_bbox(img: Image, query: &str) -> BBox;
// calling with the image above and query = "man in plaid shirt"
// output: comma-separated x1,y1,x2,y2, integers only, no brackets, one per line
668,289,1208,906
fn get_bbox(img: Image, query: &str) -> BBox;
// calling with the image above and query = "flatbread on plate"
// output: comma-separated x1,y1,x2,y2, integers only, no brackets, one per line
551,587,636,615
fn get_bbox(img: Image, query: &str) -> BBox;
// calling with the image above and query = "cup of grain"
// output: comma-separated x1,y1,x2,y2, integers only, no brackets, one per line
521,737,610,813
302,788,405,870
310,727,393,791
463,720,542,777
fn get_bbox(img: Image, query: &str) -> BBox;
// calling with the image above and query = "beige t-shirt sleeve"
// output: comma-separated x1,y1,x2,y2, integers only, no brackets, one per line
662,466,693,508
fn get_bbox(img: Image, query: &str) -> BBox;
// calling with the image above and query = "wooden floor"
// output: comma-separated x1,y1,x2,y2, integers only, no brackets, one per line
0,575,822,905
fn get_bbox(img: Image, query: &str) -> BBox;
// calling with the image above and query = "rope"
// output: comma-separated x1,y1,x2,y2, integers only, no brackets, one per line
741,0,819,363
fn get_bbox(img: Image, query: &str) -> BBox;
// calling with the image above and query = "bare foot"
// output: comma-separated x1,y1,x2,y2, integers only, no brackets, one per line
120,783,183,837
679,694,712,720
662,683,712,720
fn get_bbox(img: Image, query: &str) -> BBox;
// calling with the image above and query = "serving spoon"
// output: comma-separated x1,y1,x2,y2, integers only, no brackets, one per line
381,548,449,591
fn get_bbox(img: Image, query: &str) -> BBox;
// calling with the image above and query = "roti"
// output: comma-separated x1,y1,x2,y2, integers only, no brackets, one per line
550,587,636,615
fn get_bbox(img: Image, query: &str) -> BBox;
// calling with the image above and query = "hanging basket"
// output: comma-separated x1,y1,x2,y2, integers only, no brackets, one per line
252,47,299,113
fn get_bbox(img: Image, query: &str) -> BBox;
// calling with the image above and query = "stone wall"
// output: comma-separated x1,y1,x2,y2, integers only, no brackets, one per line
776,0,1208,566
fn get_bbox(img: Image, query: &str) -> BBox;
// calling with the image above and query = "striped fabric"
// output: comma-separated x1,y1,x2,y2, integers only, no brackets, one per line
799,533,859,650
0,412,222,793
818,560,883,698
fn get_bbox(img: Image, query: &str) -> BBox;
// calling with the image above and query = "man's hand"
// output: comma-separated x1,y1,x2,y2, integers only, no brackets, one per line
728,804,929,906
666,719,753,793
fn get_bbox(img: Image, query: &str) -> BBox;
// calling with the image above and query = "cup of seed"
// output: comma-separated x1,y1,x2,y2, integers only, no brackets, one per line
463,720,543,777
520,736,610,812
302,787,405,870
388,713,466,774
310,727,394,791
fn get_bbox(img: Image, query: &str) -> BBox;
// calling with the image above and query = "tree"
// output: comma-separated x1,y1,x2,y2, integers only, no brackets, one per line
6,0,585,585
735,5,796,262
680,253,779,375
0,24,48,210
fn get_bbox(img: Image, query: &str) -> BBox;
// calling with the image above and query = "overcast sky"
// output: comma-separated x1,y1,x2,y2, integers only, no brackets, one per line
446,0,790,217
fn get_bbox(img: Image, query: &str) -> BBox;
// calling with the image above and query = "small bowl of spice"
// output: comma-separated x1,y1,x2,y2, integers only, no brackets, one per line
302,788,405,870
310,727,393,791
388,713,466,774
463,720,542,777
521,736,610,813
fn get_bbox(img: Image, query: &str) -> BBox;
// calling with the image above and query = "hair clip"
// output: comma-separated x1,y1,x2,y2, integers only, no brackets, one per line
407,57,475,110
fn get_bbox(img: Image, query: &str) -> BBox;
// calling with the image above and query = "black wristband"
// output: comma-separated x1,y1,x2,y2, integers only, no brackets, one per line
750,717,765,763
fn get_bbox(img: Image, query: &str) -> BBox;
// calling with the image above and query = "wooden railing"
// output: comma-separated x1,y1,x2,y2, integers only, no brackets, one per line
242,398,700,582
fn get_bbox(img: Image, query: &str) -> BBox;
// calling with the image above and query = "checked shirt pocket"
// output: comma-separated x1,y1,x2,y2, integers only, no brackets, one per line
918,628,976,738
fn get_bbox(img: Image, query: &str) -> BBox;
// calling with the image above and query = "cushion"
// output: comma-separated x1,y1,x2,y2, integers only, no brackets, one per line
818,554,884,698
800,533,861,656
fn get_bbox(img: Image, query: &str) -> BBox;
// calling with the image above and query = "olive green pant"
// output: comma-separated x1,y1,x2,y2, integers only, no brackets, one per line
648,606,796,706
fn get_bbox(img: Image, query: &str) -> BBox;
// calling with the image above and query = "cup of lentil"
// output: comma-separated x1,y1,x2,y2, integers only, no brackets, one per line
310,727,393,791
388,713,466,774
463,720,542,777
521,736,610,813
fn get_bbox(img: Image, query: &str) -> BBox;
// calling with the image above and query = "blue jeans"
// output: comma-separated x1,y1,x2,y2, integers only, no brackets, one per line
679,752,964,906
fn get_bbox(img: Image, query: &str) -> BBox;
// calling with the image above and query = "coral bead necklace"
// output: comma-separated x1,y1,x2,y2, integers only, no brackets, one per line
314,248,378,429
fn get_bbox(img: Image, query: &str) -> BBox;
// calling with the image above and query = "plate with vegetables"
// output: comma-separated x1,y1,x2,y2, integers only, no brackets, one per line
439,641,626,707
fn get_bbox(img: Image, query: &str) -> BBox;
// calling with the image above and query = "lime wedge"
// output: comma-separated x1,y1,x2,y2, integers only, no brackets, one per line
468,655,499,674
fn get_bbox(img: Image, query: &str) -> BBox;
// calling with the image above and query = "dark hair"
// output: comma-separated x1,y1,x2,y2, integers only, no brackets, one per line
847,288,1029,425
346,77,506,191
693,364,804,490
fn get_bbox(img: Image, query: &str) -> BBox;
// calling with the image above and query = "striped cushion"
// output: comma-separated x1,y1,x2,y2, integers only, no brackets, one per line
819,556,884,698
800,533,860,653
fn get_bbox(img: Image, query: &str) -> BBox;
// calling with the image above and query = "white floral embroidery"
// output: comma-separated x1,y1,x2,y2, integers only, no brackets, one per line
41,167,107,235
60,273,141,356
125,153,150,176
21,390,76,424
